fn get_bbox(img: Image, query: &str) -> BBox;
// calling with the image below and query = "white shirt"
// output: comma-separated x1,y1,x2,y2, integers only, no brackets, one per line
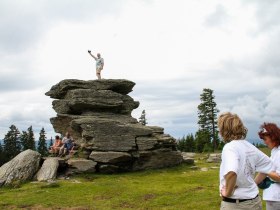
220,140,273,199
95,57,104,68
263,146,280,201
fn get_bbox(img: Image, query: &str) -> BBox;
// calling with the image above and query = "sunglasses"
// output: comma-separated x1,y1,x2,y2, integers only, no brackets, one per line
261,128,268,134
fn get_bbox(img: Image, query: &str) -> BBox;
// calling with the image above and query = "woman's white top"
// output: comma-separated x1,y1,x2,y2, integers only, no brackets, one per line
220,140,273,199
263,146,280,201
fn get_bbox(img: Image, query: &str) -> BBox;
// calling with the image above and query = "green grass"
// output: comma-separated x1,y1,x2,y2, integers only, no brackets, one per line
0,152,268,210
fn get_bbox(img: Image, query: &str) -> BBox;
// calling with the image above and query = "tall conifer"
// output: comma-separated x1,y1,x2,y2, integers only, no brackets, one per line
26,126,36,150
197,88,219,151
37,127,48,156
3,125,21,160
20,131,29,151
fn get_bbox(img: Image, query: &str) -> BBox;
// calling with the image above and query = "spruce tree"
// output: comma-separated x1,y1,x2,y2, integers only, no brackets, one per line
195,130,211,153
0,143,6,166
197,88,219,151
177,136,186,151
185,134,195,152
26,126,36,150
49,137,53,148
37,127,48,156
20,131,29,151
177,134,195,152
139,110,148,126
3,125,21,160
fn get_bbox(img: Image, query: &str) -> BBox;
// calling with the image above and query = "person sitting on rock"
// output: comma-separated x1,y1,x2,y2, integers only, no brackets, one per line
59,132,75,156
49,135,62,156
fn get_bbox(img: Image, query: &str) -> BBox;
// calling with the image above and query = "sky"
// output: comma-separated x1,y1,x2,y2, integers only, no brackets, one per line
0,0,280,141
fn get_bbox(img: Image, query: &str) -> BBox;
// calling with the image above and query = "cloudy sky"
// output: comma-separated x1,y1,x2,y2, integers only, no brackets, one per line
0,0,280,141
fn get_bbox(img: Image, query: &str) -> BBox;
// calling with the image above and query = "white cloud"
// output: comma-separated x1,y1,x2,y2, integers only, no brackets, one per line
0,0,280,141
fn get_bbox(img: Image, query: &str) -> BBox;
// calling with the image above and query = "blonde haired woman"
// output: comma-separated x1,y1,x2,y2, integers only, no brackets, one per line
218,112,273,210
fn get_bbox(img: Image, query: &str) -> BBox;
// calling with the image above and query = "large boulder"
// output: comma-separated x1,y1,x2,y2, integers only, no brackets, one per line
46,79,183,173
36,158,59,181
0,150,41,186
181,152,195,164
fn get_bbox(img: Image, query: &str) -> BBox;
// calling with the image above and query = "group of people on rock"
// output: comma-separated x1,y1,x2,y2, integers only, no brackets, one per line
218,112,280,210
49,132,76,157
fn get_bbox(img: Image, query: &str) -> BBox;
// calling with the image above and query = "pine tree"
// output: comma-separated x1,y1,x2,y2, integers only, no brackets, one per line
49,137,53,148
197,88,219,151
26,126,36,150
177,136,186,151
20,131,29,151
0,142,6,166
177,134,195,152
195,130,211,153
185,134,195,152
139,110,148,126
3,125,21,160
37,128,48,156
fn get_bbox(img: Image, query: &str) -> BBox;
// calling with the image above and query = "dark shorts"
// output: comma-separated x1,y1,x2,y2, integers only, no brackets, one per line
65,143,73,150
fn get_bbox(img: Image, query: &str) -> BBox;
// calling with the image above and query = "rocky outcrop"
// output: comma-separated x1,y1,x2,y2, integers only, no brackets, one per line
0,150,41,186
46,79,183,173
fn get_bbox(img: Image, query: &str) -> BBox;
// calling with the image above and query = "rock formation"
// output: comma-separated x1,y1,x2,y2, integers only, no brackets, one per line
46,79,182,173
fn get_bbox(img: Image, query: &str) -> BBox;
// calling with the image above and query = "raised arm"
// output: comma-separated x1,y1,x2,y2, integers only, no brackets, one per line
88,51,97,60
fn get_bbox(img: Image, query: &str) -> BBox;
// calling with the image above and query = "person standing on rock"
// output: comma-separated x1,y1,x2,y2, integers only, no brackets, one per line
88,50,104,80
218,112,273,210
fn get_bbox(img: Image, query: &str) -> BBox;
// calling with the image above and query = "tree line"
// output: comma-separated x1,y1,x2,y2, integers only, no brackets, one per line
0,125,50,166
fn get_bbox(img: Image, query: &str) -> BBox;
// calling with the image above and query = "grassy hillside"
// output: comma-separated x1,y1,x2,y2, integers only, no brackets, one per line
0,151,269,210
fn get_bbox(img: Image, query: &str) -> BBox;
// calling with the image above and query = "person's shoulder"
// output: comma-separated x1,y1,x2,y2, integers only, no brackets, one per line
222,142,234,152
222,140,242,152
272,146,280,156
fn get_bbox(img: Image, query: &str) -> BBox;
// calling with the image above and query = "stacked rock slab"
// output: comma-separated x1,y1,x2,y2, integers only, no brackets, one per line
46,79,182,173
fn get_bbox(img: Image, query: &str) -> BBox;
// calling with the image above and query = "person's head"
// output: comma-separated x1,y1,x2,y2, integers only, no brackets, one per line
65,132,71,138
258,123,280,149
97,53,101,58
55,135,60,140
218,112,248,143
